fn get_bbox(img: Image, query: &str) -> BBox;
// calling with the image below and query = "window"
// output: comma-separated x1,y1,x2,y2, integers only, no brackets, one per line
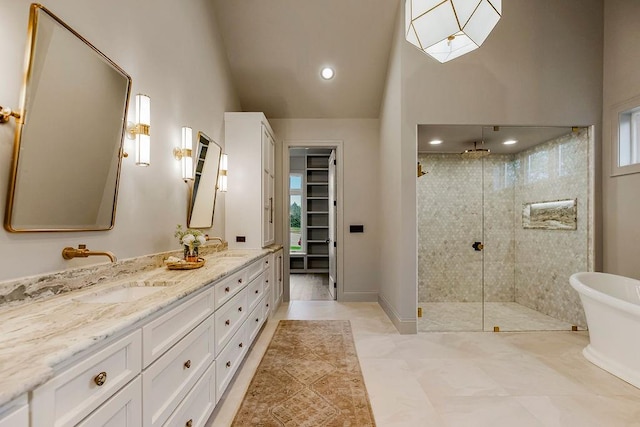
612,96,640,176
289,173,304,253
618,107,640,167
526,151,549,183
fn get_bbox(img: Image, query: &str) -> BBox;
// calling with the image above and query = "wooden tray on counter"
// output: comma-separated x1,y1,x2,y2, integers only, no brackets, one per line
165,258,206,270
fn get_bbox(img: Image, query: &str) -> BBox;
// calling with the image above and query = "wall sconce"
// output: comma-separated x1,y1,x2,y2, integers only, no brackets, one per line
218,154,228,192
127,94,151,166
173,126,193,181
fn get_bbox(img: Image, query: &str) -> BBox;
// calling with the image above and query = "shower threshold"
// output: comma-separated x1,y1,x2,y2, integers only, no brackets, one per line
418,302,577,333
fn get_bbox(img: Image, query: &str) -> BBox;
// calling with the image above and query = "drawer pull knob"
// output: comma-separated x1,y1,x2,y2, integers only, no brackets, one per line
266,303,269,307
186,419,193,427
94,372,107,386
255,290,259,294
238,306,243,312
239,342,243,348
266,280,269,283
225,319,230,326
184,360,191,369
238,278,243,284
226,361,231,368
256,318,259,322
266,260,269,264
225,286,230,293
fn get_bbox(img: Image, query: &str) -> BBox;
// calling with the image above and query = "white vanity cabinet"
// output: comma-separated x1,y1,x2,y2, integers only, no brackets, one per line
31,330,142,427
273,249,284,310
225,112,277,249
76,378,141,427
26,252,276,427
0,395,28,427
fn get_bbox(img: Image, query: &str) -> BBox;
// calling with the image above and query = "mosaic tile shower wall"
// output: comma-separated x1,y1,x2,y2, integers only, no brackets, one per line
514,129,589,327
418,129,589,327
417,154,514,302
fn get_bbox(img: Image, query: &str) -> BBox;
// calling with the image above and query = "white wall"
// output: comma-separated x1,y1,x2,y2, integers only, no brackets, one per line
0,0,240,281
379,0,603,332
270,119,380,301
602,0,640,278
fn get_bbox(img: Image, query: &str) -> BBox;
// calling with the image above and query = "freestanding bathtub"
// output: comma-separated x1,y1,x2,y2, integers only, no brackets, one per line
570,272,640,389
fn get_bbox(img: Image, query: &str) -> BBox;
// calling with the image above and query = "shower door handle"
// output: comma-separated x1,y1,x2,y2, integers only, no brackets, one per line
472,241,484,251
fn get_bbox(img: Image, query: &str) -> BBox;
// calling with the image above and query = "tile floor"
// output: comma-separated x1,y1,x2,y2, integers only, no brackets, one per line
419,302,578,332
289,273,332,301
208,301,640,426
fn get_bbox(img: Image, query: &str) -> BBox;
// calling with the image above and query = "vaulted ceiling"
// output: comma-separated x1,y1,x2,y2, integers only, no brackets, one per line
212,0,401,119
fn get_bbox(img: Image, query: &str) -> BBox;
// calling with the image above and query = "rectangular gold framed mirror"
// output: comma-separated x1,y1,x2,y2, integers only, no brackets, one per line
4,4,132,232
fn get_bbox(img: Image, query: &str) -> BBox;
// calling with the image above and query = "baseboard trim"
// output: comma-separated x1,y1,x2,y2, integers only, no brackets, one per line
378,294,417,334
341,291,379,302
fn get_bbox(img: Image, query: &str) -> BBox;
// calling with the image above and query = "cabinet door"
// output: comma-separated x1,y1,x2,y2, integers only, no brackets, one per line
277,249,284,306
261,126,275,247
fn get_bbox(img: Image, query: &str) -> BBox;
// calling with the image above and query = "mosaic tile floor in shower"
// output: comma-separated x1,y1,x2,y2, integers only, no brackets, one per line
418,302,579,332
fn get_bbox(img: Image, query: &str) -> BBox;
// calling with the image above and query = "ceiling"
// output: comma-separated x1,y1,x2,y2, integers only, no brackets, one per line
212,0,400,119
417,125,578,155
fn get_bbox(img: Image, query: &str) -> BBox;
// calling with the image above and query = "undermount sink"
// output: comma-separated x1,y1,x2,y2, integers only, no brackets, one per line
218,251,251,258
74,280,177,304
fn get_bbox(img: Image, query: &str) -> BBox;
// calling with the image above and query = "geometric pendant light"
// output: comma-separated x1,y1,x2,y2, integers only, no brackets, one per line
405,0,502,63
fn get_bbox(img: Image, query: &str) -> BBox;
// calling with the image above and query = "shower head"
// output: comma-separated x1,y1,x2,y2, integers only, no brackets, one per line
461,141,490,159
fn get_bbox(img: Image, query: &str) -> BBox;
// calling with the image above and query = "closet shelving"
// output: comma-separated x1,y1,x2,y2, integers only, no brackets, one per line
290,150,331,273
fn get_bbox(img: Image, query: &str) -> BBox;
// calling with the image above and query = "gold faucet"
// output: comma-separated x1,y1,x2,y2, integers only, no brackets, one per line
205,235,225,245
62,244,117,263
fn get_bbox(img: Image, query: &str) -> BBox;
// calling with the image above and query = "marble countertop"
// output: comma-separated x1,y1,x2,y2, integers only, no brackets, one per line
0,247,278,407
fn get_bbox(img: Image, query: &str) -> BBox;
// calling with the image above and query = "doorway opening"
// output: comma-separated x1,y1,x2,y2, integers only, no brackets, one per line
286,146,338,301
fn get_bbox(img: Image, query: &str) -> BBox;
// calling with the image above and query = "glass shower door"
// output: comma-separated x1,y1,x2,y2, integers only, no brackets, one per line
417,152,485,332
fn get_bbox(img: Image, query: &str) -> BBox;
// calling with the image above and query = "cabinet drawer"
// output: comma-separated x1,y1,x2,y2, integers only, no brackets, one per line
164,361,216,427
214,268,247,310
0,395,28,427
247,270,266,313
142,315,215,427
214,288,248,356
77,377,141,427
247,301,265,344
142,288,214,367
31,330,141,427
246,258,265,284
215,326,248,402
261,256,272,275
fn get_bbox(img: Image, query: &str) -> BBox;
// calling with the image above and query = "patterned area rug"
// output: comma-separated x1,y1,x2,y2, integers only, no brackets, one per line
232,320,376,426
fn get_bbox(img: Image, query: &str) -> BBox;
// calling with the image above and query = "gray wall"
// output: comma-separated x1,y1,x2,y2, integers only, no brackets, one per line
379,0,603,332
271,119,381,301
0,0,240,281
602,0,640,278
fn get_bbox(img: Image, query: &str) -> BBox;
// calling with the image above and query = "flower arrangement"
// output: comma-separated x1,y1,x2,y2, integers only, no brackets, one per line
174,225,206,260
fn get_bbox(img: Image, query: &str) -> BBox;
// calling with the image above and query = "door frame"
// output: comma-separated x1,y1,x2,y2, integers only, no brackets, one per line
281,140,345,302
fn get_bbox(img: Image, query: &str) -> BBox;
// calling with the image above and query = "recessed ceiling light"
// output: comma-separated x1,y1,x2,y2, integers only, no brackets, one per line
320,67,335,80
503,139,518,145
429,139,443,145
